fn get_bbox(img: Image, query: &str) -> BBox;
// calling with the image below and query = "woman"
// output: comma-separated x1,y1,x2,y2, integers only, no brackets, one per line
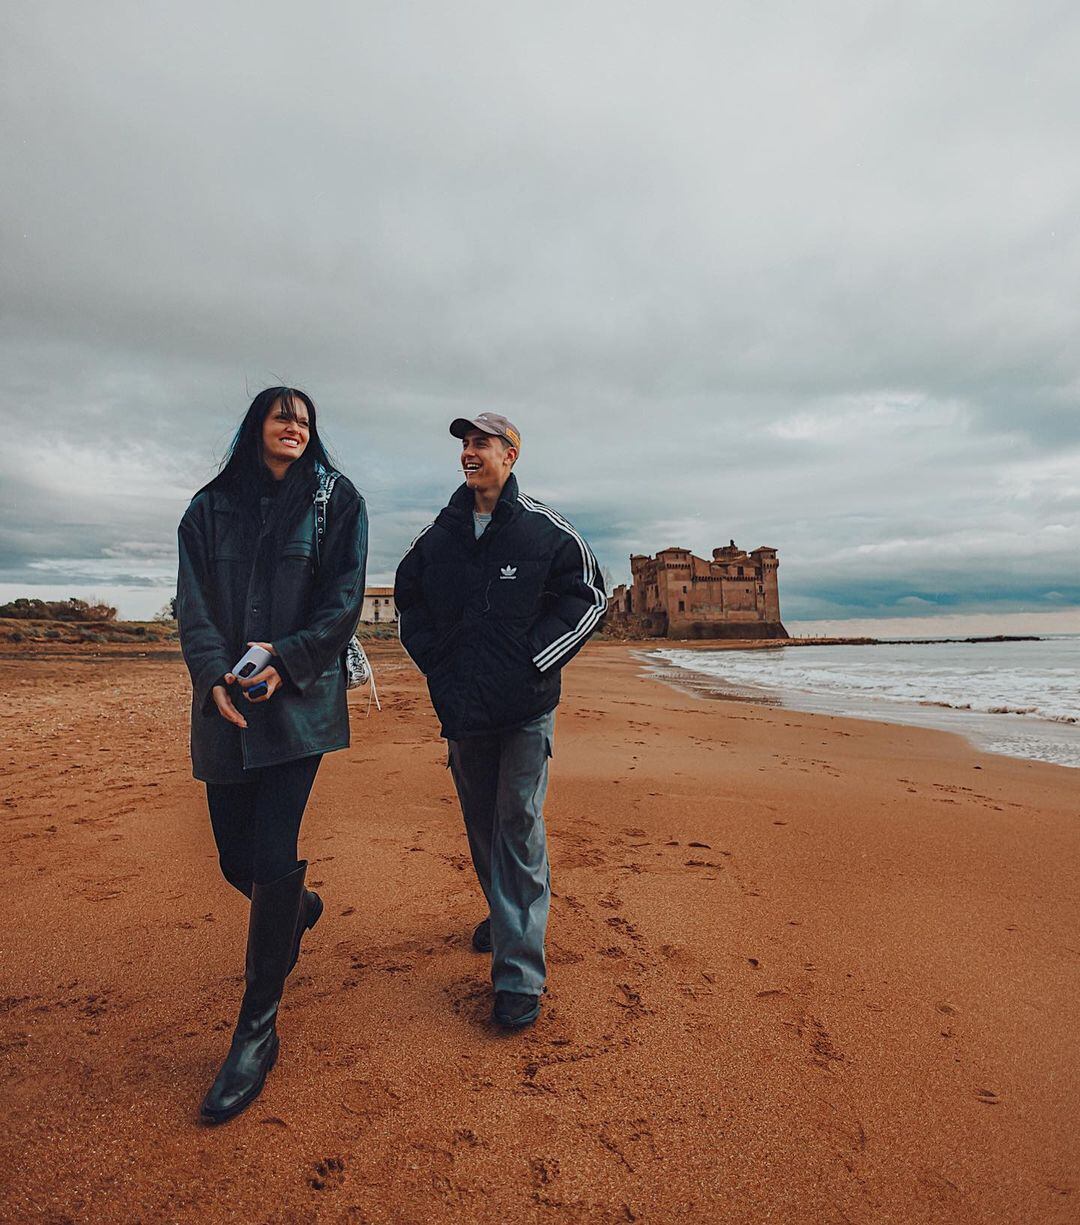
177,386,367,1124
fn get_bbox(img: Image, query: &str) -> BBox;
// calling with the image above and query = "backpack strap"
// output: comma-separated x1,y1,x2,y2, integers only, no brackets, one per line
312,464,341,568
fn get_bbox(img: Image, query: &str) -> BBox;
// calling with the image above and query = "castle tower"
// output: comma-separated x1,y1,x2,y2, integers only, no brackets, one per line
751,547,781,624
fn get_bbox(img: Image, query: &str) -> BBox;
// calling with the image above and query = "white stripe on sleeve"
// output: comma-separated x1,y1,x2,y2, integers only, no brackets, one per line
517,494,605,671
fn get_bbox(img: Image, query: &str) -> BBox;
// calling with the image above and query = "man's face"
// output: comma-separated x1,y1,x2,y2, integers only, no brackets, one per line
460,429,515,491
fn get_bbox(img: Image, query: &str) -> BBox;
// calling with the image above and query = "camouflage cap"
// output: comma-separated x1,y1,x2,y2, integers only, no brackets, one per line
449,412,521,451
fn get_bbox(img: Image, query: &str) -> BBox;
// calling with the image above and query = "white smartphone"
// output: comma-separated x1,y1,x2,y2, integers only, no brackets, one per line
232,645,273,680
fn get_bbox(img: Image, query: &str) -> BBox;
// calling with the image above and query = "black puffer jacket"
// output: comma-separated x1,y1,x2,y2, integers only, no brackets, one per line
177,475,367,783
394,474,605,740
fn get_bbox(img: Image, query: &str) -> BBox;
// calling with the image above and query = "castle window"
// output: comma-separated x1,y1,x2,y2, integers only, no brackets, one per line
678,600,685,613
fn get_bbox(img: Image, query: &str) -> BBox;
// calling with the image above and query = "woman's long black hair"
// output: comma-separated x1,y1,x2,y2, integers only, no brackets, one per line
202,387,335,546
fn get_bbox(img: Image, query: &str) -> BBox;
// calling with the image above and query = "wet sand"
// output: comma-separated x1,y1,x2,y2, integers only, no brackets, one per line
2,641,1078,1222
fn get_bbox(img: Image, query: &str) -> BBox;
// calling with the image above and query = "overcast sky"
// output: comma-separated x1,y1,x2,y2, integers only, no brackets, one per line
4,2,1078,630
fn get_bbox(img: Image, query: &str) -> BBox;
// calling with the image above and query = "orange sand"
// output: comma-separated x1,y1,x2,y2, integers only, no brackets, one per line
1,641,1078,1222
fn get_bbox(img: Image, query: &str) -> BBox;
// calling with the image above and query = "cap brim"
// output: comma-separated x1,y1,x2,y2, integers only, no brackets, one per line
449,417,494,439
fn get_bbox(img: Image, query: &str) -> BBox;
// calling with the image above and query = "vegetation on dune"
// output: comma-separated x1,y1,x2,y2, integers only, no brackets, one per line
0,593,399,648
0,596,119,622
1,595,401,648
0,597,179,647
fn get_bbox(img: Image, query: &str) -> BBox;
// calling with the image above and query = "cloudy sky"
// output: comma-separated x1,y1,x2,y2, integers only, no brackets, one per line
4,2,1078,631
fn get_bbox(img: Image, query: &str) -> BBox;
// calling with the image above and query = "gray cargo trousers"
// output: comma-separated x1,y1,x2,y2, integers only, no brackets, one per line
447,709,555,996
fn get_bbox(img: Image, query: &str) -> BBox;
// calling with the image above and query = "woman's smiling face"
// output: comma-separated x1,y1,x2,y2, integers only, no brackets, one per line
262,395,310,473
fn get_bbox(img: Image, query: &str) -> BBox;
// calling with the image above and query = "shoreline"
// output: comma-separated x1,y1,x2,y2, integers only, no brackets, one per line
635,642,1080,771
3,642,1078,1222
602,633,1044,650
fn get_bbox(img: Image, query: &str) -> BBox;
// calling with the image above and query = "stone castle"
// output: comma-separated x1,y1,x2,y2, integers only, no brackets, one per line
609,542,788,640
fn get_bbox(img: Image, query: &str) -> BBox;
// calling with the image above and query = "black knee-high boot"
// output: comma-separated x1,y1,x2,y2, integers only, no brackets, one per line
220,869,322,976
290,886,324,974
200,863,307,1124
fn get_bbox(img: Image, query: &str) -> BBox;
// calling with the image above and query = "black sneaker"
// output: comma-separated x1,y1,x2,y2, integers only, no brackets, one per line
493,990,540,1029
471,918,492,954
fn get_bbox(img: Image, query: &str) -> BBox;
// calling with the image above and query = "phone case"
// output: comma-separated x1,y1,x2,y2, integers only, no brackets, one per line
232,645,273,679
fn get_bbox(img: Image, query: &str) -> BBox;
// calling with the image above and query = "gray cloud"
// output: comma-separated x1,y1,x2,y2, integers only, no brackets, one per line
3,2,1078,623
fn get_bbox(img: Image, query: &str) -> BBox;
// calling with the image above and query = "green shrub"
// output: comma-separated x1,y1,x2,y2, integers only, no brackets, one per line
0,596,118,622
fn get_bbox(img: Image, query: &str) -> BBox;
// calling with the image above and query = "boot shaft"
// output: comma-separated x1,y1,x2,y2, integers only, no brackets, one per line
243,862,308,1010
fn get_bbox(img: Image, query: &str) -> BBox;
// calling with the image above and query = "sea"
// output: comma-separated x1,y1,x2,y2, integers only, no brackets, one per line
644,635,1080,769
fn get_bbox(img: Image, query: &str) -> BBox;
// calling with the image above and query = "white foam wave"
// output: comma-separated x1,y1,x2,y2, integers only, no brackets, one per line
649,637,1080,768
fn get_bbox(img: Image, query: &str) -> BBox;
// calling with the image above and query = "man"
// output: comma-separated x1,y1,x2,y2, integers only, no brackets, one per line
395,413,604,1029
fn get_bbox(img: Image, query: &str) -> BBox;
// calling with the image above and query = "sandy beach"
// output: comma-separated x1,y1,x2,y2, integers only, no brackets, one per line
2,640,1078,1223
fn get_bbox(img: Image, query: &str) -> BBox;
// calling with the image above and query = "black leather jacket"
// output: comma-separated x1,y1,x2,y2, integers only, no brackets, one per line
394,474,605,740
177,475,367,783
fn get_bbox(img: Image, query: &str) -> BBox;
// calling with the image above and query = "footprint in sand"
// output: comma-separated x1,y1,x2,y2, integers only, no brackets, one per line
605,915,643,945
530,1156,561,1187
339,1078,400,1121
559,845,607,869
444,974,491,1020
806,1015,844,1067
308,1156,346,1190
452,1128,487,1149
613,983,649,1018
547,943,584,965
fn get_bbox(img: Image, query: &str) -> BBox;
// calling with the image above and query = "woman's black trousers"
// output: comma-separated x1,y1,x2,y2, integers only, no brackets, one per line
206,755,322,892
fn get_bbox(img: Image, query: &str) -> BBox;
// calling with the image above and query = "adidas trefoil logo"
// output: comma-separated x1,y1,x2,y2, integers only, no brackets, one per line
500,565,518,580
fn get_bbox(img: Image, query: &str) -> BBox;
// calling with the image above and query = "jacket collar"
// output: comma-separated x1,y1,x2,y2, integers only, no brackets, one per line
438,472,521,541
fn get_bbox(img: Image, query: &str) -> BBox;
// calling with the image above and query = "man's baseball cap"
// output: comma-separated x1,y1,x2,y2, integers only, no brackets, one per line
450,412,521,451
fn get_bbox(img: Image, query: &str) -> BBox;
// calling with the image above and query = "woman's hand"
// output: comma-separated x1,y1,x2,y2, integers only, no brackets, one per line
239,663,282,703
236,643,281,703
212,677,249,728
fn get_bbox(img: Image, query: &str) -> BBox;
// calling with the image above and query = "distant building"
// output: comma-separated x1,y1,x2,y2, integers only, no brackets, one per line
359,586,397,624
609,542,787,639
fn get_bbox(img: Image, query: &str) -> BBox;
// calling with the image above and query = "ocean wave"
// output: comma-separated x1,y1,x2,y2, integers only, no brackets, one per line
648,641,1080,766
913,699,1077,721
652,644,1079,727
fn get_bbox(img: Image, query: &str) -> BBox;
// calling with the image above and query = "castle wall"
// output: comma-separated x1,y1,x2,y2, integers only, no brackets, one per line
611,542,787,639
